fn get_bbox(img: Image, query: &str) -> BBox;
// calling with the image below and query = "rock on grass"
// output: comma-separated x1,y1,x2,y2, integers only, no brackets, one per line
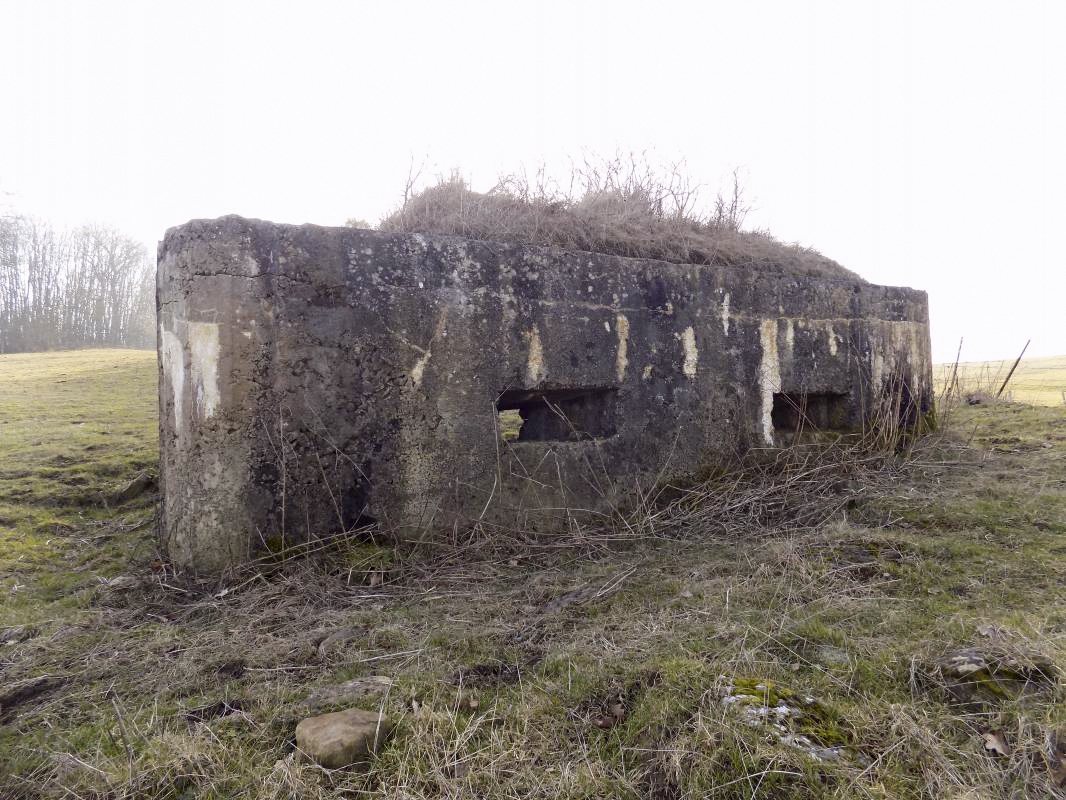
295,708,393,769
300,676,393,710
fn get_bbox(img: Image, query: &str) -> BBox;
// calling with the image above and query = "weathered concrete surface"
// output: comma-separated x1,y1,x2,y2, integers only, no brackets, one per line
158,216,932,573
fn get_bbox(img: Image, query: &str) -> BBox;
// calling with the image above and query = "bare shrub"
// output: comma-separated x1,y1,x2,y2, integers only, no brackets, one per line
377,154,862,281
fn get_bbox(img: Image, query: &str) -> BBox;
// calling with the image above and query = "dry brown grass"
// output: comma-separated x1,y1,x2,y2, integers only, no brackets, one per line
4,353,1066,799
936,354,1066,408
376,155,863,282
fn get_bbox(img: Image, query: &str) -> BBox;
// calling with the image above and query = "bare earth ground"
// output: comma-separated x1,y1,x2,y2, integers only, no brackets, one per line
1,350,1066,799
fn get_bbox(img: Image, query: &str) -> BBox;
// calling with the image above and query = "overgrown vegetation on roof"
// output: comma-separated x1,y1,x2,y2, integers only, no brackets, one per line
375,155,863,281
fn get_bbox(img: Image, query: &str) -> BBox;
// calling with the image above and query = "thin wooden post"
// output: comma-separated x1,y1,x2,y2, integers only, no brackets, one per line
995,339,1030,399
948,338,963,398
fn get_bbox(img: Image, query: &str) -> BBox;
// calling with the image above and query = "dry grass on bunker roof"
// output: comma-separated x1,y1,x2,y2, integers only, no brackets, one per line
374,157,862,282
4,350,1066,799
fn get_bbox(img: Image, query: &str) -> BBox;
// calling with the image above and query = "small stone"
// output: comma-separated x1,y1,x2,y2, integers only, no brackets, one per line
106,472,157,506
813,645,849,666
454,690,480,712
295,708,393,768
316,627,363,659
300,676,394,710
939,649,987,678
0,625,36,645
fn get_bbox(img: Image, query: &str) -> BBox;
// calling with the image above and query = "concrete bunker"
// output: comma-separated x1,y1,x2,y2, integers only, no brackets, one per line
157,215,932,573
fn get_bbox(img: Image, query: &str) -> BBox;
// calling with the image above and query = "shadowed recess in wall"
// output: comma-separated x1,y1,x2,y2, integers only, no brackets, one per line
496,387,618,442
771,392,850,434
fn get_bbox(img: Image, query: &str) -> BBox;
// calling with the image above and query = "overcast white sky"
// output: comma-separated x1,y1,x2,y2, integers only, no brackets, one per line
2,0,1062,362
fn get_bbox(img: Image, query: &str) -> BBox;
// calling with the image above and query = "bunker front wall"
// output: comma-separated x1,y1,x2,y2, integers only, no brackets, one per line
157,216,931,573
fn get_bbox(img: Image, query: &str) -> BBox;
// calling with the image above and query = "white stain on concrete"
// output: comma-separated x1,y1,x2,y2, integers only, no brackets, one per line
615,313,630,382
721,292,731,335
160,324,185,436
784,319,795,354
410,310,449,387
526,326,546,385
870,320,929,391
826,322,838,356
679,326,698,378
759,319,781,445
188,321,221,419
410,351,431,387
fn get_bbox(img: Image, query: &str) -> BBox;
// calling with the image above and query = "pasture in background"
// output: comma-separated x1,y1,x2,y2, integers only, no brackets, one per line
936,354,1066,406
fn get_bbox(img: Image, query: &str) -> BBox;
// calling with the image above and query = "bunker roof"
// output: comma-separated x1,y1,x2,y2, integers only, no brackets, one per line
377,179,863,282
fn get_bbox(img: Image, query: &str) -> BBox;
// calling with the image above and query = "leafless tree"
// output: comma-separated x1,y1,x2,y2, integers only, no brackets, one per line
0,215,154,353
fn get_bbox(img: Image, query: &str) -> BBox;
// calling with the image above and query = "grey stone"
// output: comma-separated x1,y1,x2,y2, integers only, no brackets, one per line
301,676,394,710
0,625,36,645
157,216,933,573
107,472,157,505
295,708,393,768
813,645,850,666
315,627,363,660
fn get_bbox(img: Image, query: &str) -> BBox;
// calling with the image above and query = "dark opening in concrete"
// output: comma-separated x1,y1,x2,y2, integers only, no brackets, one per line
771,392,849,433
497,388,618,442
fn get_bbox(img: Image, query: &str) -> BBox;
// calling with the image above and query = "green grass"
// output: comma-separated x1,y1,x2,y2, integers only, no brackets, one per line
0,349,158,620
2,350,1066,798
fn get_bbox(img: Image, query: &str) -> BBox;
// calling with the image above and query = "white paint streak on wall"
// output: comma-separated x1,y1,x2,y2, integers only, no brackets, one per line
870,320,930,392
826,322,838,356
410,310,449,387
615,313,630,381
188,321,221,419
526,326,546,384
160,324,186,436
784,319,795,354
410,351,431,387
721,292,731,335
759,319,781,445
680,326,698,378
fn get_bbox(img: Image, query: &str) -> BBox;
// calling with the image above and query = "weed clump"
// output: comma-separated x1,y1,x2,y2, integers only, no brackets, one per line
377,155,862,281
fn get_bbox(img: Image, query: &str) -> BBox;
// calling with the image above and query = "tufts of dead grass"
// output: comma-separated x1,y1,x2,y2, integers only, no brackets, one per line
5,353,1066,799
376,154,863,282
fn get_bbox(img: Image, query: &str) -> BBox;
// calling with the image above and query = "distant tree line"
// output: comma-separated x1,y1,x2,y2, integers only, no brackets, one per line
0,214,154,353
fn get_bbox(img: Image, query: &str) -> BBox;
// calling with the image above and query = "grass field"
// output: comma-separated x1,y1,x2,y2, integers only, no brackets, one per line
2,350,1066,799
935,355,1066,407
